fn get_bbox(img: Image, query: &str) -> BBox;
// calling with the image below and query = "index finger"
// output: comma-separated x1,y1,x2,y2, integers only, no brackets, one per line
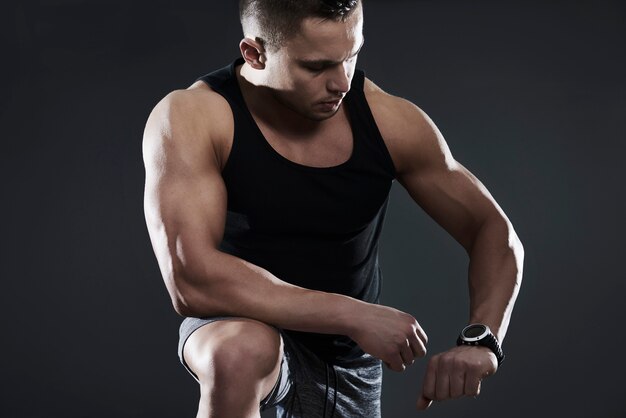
408,329,427,358
410,320,428,357
415,322,428,344
419,355,438,408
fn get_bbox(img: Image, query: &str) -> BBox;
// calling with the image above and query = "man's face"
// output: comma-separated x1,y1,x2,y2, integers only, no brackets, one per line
263,8,364,121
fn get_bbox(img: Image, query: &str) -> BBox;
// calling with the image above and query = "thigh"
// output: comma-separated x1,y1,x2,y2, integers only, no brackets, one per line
331,355,383,418
277,334,383,418
178,316,287,407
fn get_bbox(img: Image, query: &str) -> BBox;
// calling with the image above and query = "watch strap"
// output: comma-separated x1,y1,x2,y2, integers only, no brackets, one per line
456,325,505,367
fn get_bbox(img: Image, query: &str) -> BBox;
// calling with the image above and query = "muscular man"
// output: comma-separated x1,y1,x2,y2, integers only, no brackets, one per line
142,1,524,417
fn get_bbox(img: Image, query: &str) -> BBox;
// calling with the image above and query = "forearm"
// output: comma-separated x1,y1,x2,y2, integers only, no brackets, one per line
176,249,365,336
466,217,524,343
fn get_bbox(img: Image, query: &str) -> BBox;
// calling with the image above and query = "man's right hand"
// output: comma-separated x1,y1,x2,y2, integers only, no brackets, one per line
347,303,428,372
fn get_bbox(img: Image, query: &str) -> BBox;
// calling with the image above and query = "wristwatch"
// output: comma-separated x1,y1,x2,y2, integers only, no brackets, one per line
456,323,505,367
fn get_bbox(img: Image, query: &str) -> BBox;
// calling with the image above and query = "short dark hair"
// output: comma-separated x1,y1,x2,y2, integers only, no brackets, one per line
239,0,361,51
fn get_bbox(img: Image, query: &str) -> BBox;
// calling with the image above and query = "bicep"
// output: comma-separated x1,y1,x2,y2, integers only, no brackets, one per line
393,106,504,252
143,92,227,304
399,158,502,252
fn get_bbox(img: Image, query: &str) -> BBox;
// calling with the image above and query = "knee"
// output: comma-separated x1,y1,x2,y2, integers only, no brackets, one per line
212,329,280,379
189,320,282,385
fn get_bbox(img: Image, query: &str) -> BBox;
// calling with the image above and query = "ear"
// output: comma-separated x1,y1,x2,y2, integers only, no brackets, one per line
239,37,266,70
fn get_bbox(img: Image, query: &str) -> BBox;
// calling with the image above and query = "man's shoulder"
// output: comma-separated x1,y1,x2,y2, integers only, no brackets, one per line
166,81,232,124
362,76,441,175
363,77,430,135
148,82,233,139
143,83,233,170
362,77,426,125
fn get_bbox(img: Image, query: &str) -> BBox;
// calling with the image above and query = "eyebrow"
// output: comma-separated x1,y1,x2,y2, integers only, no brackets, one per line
297,38,365,67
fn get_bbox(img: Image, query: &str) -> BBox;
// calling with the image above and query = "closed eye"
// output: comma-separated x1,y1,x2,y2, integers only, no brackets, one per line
305,66,324,73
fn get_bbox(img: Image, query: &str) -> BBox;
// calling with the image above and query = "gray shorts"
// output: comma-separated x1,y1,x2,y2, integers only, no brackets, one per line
178,316,383,418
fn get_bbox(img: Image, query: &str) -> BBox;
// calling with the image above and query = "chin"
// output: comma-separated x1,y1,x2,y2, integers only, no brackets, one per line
281,98,340,122
306,113,334,122
309,107,341,121
307,113,332,122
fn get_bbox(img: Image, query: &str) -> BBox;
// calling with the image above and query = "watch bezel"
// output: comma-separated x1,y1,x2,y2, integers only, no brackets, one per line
460,323,490,342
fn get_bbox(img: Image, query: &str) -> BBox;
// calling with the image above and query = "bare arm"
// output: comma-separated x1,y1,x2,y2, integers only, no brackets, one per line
142,89,427,370
366,79,524,407
143,89,351,329
393,102,523,343
402,106,524,408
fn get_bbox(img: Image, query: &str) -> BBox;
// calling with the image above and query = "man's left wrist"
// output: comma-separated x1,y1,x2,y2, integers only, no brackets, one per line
456,323,505,367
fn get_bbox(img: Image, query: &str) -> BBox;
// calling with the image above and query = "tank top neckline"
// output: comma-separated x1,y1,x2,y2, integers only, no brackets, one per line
228,58,358,172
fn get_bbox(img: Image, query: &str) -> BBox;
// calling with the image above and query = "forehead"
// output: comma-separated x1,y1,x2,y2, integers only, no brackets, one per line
284,11,364,60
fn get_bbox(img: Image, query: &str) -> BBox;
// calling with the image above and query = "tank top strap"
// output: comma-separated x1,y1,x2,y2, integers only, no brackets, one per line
195,58,246,113
345,69,397,180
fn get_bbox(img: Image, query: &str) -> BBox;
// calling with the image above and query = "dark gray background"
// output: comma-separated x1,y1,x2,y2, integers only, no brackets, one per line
2,1,624,417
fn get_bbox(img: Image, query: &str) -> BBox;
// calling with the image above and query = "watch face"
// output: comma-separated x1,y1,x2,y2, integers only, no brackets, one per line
462,324,489,341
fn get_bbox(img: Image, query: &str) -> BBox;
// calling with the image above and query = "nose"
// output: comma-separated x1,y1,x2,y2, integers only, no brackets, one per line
327,63,351,95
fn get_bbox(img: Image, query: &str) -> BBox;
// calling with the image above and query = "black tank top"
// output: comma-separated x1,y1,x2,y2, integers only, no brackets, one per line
196,58,397,362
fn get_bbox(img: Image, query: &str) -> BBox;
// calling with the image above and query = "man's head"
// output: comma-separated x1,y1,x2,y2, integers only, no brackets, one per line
238,0,364,121
239,0,361,52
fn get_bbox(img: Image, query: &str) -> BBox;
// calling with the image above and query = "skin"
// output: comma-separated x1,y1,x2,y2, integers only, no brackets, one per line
143,4,523,417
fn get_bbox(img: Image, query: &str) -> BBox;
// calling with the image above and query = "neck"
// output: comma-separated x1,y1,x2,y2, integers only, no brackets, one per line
237,63,328,136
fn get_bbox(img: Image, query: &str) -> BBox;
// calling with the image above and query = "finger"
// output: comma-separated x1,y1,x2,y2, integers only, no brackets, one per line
385,354,406,372
450,368,465,399
416,394,433,411
464,369,482,397
414,322,428,345
421,355,438,403
408,329,426,358
435,356,451,401
399,339,415,367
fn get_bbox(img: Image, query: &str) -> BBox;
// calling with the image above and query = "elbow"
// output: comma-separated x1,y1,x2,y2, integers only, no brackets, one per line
165,272,204,317
490,215,525,259
508,224,524,261
170,281,198,317
161,247,229,317
477,216,525,276
172,294,197,317
168,270,224,318
507,224,525,288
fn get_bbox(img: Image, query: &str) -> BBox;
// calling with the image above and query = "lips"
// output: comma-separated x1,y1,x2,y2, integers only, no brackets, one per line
317,101,341,112
322,97,343,104
320,98,342,106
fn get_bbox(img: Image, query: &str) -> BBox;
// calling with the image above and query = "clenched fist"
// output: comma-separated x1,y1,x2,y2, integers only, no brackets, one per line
347,303,428,372
417,345,498,410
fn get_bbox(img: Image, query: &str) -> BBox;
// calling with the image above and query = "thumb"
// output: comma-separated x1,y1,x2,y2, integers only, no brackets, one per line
416,394,433,411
